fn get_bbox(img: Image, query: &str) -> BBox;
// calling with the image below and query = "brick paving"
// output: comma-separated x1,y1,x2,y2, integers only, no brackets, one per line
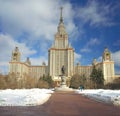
0,92,120,116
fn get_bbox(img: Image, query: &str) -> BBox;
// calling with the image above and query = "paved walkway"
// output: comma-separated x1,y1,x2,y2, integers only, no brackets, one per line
0,92,120,116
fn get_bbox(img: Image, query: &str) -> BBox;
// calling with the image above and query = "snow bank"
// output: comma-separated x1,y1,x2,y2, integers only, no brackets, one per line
76,89,120,106
0,89,54,106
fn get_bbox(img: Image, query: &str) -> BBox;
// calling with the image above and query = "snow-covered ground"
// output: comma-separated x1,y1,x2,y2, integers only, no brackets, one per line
0,89,54,106
0,89,119,107
76,89,120,106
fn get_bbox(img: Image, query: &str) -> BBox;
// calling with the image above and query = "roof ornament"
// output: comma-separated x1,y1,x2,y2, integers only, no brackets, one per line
60,6,63,23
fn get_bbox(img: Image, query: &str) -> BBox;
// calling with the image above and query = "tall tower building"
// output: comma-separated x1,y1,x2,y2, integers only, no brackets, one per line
102,47,115,83
48,7,74,78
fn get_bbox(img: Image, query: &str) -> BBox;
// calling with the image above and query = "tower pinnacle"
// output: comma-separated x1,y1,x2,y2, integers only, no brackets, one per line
57,7,67,35
60,7,63,23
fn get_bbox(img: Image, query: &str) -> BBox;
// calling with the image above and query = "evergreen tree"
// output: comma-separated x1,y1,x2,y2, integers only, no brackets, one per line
90,66,97,83
105,77,120,89
97,68,104,86
90,66,104,88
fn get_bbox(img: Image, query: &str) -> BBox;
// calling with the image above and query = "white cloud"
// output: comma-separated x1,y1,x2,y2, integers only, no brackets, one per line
81,38,100,52
0,0,77,74
77,0,114,26
0,0,75,41
74,52,82,64
112,51,120,74
0,34,36,60
87,38,100,45
112,50,120,67
80,48,91,53
97,56,102,62
30,56,48,66
0,34,37,73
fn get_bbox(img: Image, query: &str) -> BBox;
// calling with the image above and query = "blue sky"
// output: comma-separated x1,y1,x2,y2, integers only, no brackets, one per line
0,0,120,74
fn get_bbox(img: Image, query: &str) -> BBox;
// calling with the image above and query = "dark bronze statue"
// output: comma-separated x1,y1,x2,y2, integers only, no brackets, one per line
61,65,65,75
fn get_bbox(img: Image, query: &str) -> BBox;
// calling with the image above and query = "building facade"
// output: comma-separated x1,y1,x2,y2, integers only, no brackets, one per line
9,8,116,85
48,7,74,79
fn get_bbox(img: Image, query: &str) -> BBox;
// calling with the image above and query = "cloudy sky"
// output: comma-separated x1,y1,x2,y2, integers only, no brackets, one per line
0,0,120,74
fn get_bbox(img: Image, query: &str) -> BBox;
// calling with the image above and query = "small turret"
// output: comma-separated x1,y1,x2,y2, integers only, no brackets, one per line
42,62,46,66
102,47,111,61
11,47,21,62
25,57,31,65
77,62,80,66
92,58,97,65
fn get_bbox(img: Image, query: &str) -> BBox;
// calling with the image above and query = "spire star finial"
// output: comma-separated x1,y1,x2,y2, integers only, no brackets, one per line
60,6,63,23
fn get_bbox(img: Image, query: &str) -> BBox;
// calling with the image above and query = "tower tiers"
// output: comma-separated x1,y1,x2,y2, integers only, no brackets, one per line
48,7,74,78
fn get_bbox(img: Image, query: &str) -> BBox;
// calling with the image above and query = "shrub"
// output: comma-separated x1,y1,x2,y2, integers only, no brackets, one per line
70,74,87,89
104,77,120,89
37,80,49,88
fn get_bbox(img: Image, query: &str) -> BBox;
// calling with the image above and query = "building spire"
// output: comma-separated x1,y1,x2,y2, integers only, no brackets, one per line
57,6,67,35
60,6,63,23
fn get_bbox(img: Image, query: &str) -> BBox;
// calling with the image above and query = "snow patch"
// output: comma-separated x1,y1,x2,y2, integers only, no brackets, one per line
76,89,120,106
0,89,54,106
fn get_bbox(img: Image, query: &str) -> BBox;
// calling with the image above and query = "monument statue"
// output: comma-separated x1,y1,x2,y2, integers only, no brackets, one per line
61,65,66,84
55,65,73,91
61,65,65,75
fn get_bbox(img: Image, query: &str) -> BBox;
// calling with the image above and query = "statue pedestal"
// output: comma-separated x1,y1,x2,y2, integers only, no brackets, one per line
55,75,73,92
61,75,66,86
